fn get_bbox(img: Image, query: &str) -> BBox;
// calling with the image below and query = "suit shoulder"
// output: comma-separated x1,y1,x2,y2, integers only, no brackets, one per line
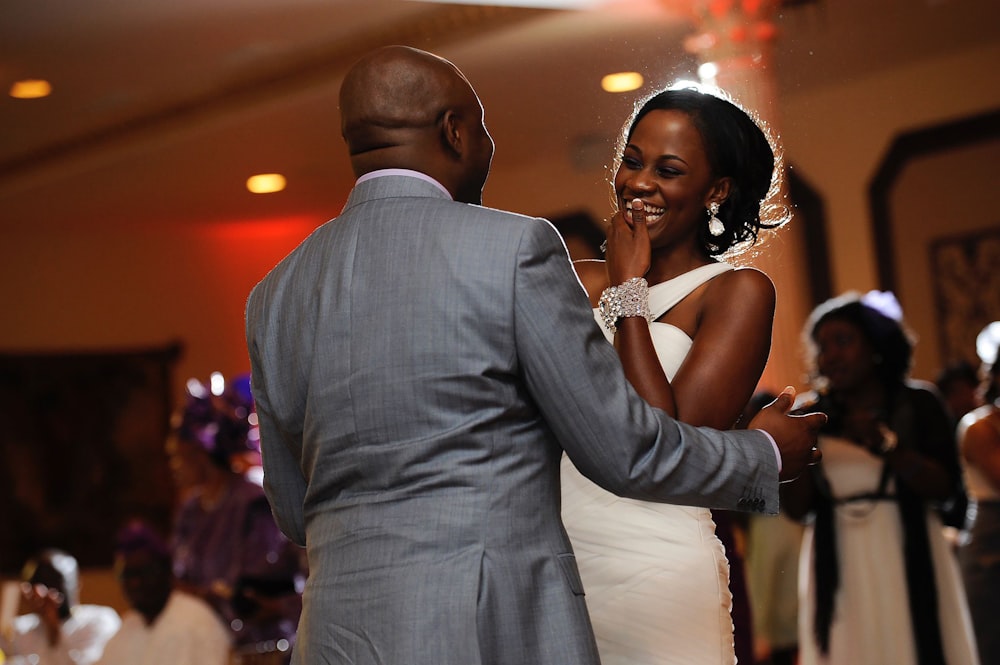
460,204,564,247
466,204,551,229
249,219,336,292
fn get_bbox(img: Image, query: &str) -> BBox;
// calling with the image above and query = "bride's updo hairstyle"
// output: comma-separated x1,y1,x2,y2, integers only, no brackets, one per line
617,85,788,257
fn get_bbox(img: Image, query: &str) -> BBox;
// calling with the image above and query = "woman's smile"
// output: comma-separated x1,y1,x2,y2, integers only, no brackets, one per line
623,201,665,224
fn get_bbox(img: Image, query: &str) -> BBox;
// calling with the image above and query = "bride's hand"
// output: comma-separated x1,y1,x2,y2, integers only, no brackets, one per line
606,198,651,285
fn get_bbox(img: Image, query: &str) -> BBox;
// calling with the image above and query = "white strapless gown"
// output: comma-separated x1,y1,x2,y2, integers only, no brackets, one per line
561,263,737,665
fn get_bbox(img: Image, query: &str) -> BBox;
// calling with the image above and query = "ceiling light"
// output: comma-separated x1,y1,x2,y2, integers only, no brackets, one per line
246,173,286,194
601,72,643,94
9,79,52,99
698,62,719,85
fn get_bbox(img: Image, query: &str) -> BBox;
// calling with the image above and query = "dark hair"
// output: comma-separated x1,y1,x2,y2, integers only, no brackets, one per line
934,360,980,396
115,520,172,565
986,360,1000,404
618,86,787,256
804,291,914,390
22,548,79,618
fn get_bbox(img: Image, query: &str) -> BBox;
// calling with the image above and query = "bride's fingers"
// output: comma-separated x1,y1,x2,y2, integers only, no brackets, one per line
627,198,645,230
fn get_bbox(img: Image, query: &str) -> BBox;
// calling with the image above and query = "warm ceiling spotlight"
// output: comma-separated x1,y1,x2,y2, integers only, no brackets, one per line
9,79,52,99
601,72,643,93
698,62,719,84
246,173,287,194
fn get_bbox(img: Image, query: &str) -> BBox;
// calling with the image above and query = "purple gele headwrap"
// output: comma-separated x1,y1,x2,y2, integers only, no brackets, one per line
173,371,260,468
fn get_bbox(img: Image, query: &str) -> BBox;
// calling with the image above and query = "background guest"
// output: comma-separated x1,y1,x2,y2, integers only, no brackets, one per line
956,321,1000,665
933,360,981,532
97,521,229,665
935,360,984,427
782,290,979,665
166,372,302,663
0,549,119,665
740,391,804,665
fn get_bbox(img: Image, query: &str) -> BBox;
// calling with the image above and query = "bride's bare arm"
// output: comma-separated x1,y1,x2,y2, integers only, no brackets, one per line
670,269,775,429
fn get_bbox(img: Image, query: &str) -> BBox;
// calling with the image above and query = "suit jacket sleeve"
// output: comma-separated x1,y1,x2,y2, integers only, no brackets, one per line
513,219,779,513
246,287,308,546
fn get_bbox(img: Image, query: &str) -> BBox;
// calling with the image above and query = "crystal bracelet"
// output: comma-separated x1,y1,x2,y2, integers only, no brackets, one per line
598,277,652,334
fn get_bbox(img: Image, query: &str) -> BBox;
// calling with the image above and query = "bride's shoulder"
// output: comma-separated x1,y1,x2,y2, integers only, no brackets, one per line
709,265,775,303
695,266,775,327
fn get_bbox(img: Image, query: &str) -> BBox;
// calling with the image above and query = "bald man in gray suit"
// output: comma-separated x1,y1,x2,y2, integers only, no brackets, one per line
245,45,823,665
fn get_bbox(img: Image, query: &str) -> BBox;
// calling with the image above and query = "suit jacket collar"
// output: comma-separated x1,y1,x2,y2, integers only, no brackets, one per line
343,172,452,213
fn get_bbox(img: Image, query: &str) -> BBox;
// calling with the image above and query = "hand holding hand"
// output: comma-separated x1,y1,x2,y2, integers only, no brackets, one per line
748,386,825,482
605,198,651,285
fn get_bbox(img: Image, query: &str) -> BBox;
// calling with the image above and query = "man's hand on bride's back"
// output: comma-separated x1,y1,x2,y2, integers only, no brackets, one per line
749,387,825,482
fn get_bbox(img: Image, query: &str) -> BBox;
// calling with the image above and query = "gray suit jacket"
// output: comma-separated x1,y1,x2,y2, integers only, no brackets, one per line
245,173,778,665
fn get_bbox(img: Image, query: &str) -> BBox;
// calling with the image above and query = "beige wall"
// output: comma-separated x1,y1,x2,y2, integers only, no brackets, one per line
778,40,1000,381
890,138,1000,380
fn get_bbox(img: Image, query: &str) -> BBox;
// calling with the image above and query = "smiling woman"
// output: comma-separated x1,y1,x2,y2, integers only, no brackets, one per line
561,85,787,665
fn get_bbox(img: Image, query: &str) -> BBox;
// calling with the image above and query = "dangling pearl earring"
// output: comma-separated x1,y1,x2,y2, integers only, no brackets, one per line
707,201,724,237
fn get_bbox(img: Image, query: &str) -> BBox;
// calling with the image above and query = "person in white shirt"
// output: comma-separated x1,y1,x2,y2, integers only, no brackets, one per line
1,549,120,665
96,521,230,665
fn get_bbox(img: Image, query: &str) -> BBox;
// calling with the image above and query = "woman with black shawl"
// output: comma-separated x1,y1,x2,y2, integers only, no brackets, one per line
780,291,979,665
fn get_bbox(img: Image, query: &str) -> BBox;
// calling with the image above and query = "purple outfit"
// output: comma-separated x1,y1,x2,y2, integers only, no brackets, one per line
171,476,302,650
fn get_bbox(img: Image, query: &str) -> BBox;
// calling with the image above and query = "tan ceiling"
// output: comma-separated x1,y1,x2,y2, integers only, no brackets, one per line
1,0,995,231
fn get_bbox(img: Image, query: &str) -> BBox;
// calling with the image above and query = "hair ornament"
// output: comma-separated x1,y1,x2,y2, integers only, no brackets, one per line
976,321,1000,365
860,290,903,322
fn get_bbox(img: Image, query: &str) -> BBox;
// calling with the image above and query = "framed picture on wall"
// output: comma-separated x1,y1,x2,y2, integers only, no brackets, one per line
0,344,180,574
929,227,1000,367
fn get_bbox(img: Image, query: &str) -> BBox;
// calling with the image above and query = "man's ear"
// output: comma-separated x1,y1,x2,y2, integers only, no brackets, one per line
440,109,463,158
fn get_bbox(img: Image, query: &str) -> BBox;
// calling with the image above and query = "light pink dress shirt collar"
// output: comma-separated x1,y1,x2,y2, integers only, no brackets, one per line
356,169,452,200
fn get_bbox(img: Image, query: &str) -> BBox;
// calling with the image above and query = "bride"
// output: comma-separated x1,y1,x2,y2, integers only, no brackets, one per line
563,85,788,665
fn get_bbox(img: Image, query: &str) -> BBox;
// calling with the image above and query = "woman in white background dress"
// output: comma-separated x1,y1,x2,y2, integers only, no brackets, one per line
782,292,979,665
564,85,788,665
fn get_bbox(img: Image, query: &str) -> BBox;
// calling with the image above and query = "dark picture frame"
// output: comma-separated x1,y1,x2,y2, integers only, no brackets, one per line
0,344,180,574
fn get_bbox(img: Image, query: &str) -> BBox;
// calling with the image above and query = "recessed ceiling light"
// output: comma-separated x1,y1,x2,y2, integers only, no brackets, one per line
698,62,719,83
601,72,643,93
246,173,286,194
10,79,52,99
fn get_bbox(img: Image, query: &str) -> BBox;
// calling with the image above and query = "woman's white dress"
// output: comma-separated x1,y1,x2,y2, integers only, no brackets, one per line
797,436,980,665
561,262,737,665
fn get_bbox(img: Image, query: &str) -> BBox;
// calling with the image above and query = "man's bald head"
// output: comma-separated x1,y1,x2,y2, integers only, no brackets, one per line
340,46,463,154
338,45,494,204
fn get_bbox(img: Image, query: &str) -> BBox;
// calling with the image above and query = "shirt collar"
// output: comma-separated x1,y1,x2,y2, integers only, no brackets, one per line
356,169,452,200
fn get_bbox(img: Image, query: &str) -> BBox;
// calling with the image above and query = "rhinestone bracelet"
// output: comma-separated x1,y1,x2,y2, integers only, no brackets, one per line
598,277,651,334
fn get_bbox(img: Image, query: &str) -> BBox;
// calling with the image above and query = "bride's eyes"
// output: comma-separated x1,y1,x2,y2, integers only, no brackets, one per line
621,156,642,169
656,166,682,178
621,156,683,177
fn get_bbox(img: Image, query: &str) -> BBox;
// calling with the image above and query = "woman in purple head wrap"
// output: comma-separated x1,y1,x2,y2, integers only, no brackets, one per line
166,372,303,664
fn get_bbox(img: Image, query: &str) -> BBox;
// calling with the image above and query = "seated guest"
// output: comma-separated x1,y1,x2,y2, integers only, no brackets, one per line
97,521,229,665
0,549,120,665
